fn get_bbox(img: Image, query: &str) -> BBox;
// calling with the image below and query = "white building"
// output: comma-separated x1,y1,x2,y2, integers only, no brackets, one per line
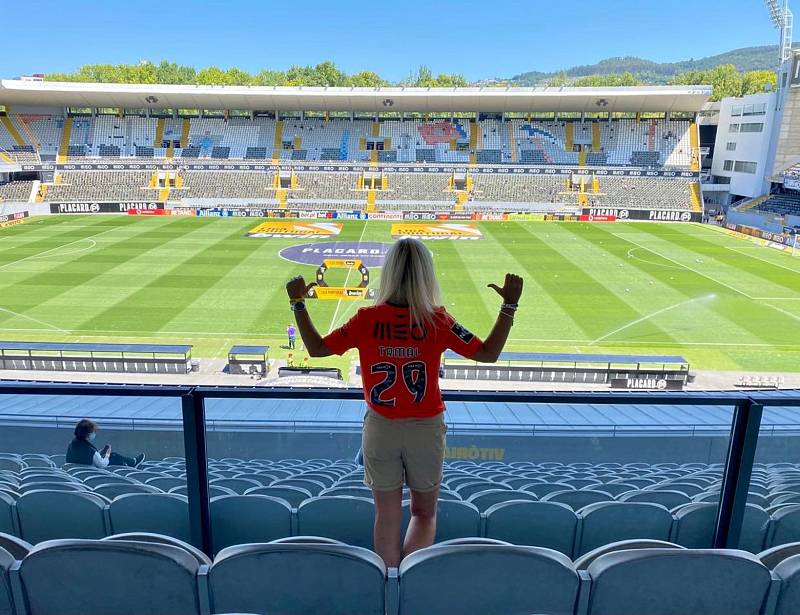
709,92,777,203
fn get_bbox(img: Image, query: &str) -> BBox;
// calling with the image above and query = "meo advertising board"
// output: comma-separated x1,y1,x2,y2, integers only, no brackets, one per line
390,223,483,241
247,221,343,238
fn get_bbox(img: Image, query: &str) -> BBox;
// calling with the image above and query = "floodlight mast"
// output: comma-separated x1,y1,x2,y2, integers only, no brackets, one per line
765,0,794,63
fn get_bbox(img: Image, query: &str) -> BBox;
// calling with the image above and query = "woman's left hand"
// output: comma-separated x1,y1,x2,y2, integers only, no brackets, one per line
286,276,317,300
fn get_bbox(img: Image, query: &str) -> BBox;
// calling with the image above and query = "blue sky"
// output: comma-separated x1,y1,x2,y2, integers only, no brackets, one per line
2,0,781,81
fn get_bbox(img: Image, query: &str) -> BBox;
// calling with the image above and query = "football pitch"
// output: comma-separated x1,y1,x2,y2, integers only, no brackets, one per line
1,215,800,373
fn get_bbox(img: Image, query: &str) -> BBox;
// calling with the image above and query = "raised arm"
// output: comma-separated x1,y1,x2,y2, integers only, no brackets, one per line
470,273,524,363
285,276,333,357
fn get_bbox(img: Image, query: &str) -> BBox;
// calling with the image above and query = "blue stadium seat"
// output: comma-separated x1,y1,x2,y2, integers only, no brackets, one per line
102,532,211,566
108,493,190,542
774,554,800,615
573,539,684,569
17,491,107,543
466,489,537,512
399,543,580,615
210,495,292,553
770,505,800,547
0,546,14,615
586,549,772,615
0,532,31,559
618,489,692,510
401,500,481,542
543,489,614,509
145,476,185,491
296,496,374,548
209,477,263,495
210,543,385,615
18,539,201,615
577,502,674,556
484,501,578,556
244,485,311,508
93,483,163,500
757,542,800,568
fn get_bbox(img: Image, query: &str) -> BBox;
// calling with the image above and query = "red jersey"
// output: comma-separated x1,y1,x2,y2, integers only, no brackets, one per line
322,303,483,419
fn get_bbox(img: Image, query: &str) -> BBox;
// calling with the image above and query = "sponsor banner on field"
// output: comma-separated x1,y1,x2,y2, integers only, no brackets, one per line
367,212,404,220
0,211,29,224
247,221,343,238
311,287,369,300
280,242,391,267
127,208,169,216
331,211,369,220
447,212,475,220
610,377,684,391
50,202,164,214
402,211,437,221
43,161,699,178
581,208,700,223
724,222,796,249
508,213,546,221
170,207,197,217
390,223,483,241
579,214,616,222
472,212,509,221
196,207,268,218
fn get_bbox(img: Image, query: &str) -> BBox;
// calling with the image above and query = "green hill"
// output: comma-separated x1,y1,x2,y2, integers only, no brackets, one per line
510,44,792,85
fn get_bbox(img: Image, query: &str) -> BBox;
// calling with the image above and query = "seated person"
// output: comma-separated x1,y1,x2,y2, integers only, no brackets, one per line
66,419,145,469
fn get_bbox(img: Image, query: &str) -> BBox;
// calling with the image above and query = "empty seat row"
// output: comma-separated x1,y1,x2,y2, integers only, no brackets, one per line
0,537,797,615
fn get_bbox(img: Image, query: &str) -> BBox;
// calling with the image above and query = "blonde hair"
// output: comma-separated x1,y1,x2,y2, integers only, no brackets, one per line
375,237,443,326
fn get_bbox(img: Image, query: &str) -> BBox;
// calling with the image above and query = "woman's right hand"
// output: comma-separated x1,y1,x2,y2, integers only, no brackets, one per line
286,276,317,300
488,273,524,304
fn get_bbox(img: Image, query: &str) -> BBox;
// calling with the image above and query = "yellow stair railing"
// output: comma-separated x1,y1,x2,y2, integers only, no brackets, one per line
272,120,284,163
592,123,601,152
690,182,703,212
689,122,700,172
578,148,588,166
180,119,191,148
366,190,376,212
469,121,479,166
371,122,380,137
57,117,73,163
16,116,39,150
153,118,165,148
565,122,574,151
1,115,26,147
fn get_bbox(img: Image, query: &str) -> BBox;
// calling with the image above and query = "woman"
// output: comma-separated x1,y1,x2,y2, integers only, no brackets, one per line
286,237,522,566
66,419,145,469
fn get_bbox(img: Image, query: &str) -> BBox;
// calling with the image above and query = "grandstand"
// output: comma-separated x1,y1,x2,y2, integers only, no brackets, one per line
0,82,706,215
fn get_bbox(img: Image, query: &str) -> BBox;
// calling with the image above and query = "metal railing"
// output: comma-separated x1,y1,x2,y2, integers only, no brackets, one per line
0,380,798,556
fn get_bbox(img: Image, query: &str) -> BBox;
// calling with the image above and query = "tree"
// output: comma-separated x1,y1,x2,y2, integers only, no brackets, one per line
546,71,568,87
741,69,777,95
573,72,642,87
348,70,387,87
670,64,743,101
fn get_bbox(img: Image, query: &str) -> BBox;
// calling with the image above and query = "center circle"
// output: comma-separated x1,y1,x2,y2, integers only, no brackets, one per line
279,242,392,268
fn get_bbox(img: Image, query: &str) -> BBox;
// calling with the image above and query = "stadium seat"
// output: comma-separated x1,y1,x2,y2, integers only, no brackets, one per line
0,531,31,559
244,485,311,508
17,491,107,543
0,546,13,615
93,483,163,500
273,478,328,496
618,489,692,509
757,542,800,568
573,539,685,569
145,476,186,491
18,539,201,615
210,495,292,553
542,489,614,509
466,489,537,512
770,504,800,547
398,544,580,615
296,496,374,548
102,532,211,566
585,549,773,615
401,499,481,543
209,477,263,494
576,502,674,556
774,554,800,615
484,501,579,556
108,493,190,542
0,494,16,536
209,543,385,615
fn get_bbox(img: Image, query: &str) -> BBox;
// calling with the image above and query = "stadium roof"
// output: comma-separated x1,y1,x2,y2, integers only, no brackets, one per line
0,80,712,113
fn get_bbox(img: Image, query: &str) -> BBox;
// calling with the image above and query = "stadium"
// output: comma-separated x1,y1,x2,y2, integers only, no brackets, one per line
0,1,799,613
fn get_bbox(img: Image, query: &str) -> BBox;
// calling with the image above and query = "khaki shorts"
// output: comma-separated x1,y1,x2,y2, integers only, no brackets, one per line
362,409,447,492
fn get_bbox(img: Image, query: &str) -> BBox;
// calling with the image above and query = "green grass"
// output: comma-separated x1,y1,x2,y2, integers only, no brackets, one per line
1,215,800,372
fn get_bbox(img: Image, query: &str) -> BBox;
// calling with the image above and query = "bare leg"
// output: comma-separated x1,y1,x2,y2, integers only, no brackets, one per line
402,487,439,558
372,488,403,567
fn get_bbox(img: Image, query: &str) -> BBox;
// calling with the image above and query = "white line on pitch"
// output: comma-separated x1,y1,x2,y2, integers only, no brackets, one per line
327,219,368,334
0,225,123,271
725,246,800,275
0,308,70,334
608,232,756,300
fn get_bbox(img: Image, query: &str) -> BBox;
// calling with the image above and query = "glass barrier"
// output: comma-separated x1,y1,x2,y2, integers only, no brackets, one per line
201,391,736,559
749,397,800,554
0,389,190,548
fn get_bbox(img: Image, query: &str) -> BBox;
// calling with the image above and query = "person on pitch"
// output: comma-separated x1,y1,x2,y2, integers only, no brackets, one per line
286,237,522,566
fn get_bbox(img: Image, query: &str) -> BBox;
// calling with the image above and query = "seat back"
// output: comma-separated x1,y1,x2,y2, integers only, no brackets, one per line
17,491,107,543
774,553,800,615
296,496,375,548
484,500,579,556
586,548,772,615
0,532,32,559
0,546,14,615
109,494,190,542
543,489,613,509
577,502,673,556
210,543,385,615
399,544,580,615
210,495,292,553
771,505,800,547
574,539,684,569
19,539,201,615
758,541,800,568
102,532,211,566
